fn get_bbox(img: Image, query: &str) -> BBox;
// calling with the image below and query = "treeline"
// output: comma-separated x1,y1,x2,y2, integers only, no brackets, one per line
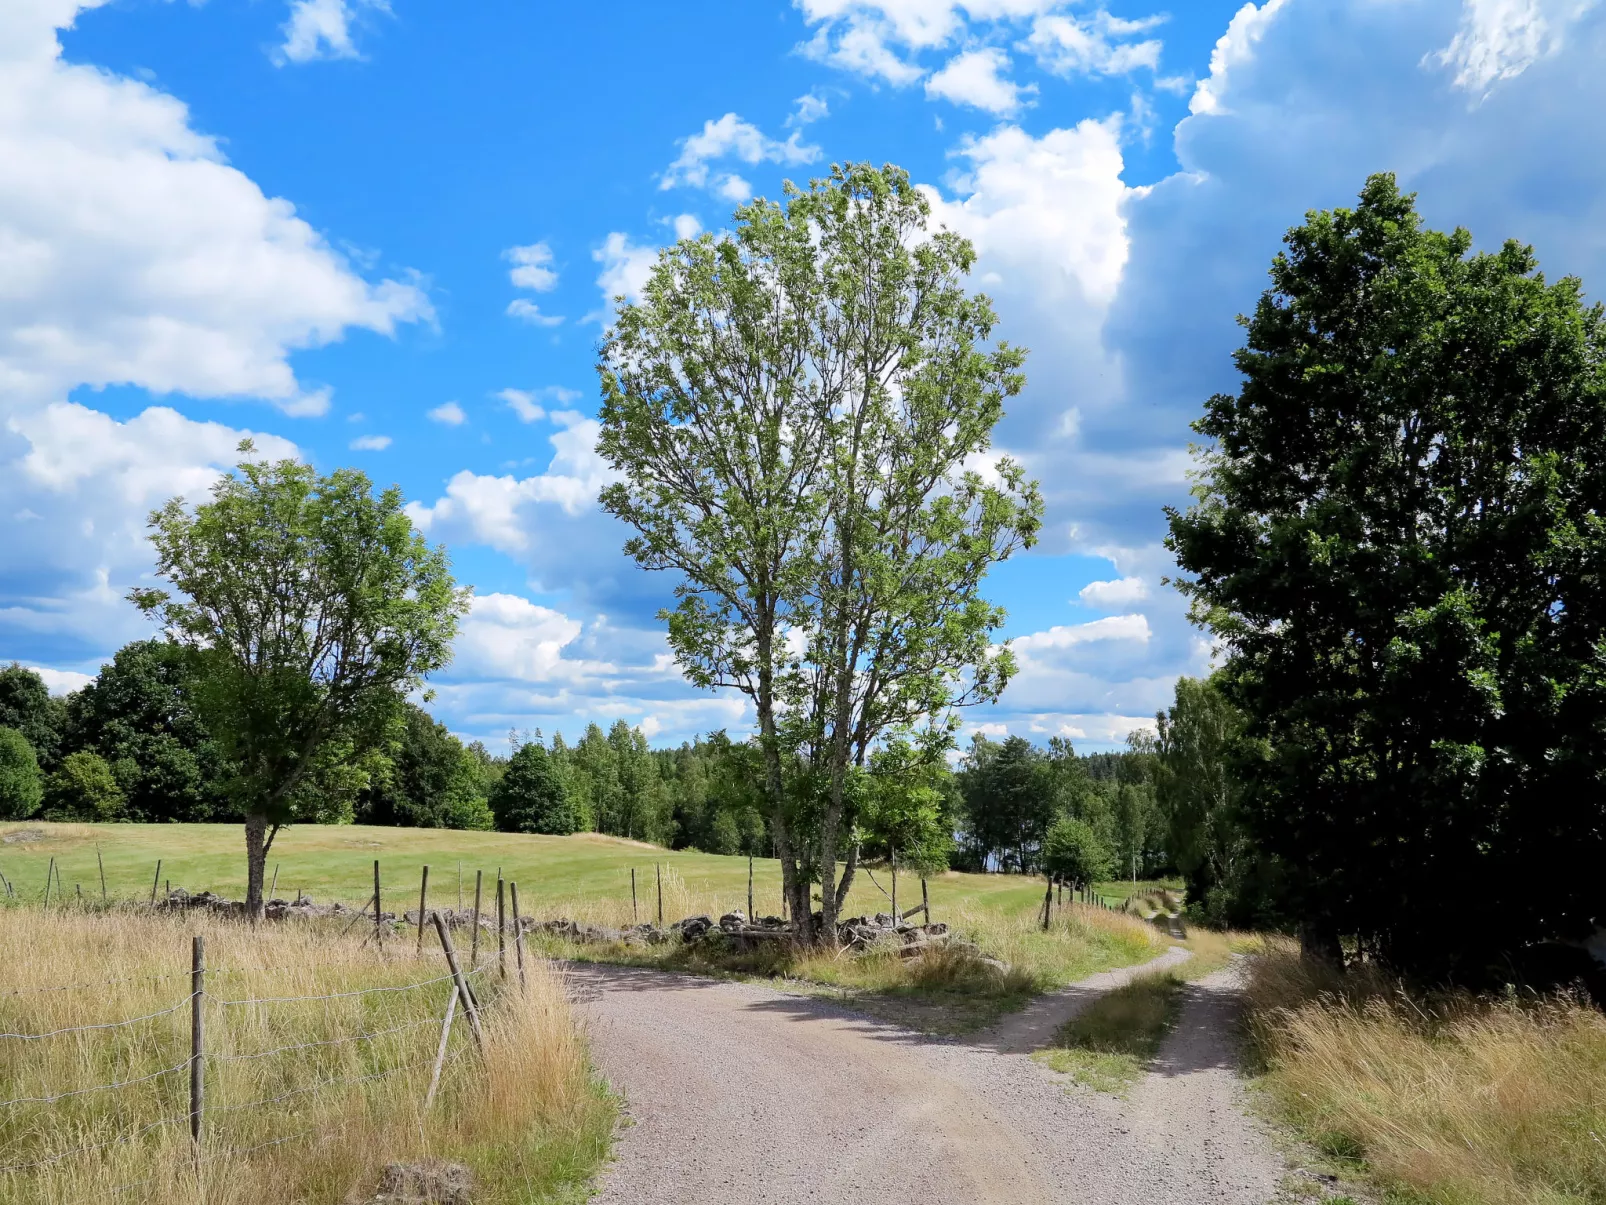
0,645,1176,879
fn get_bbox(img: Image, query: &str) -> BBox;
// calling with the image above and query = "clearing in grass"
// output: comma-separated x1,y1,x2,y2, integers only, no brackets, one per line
1244,947,1606,1205
0,904,613,1205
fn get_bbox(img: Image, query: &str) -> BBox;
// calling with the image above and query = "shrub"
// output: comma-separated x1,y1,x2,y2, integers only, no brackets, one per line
491,743,576,834
0,726,42,819
42,750,125,821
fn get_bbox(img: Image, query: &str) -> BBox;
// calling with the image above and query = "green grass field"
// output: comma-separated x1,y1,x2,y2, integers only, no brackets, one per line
0,820,1174,928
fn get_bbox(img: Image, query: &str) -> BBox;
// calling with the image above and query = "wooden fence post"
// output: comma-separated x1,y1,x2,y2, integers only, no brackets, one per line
423,986,457,1113
891,851,898,918
922,877,929,924
1042,878,1053,931
43,856,54,909
269,863,279,901
431,912,484,1055
150,859,162,905
97,846,107,904
190,934,205,1149
457,861,463,913
416,865,430,956
510,881,526,990
747,855,754,921
496,875,507,980
631,867,638,923
470,870,483,965
372,860,383,946
656,863,663,927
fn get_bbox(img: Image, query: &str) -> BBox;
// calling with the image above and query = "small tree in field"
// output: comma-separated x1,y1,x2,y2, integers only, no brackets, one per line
131,445,469,917
598,163,1039,942
491,742,576,834
1042,815,1112,890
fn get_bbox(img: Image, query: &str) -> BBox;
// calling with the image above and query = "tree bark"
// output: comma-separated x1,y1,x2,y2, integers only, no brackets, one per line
244,810,269,921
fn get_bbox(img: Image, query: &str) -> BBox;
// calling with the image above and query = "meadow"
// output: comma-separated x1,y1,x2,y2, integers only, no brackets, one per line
0,821,1171,922
0,905,613,1205
0,821,1177,1034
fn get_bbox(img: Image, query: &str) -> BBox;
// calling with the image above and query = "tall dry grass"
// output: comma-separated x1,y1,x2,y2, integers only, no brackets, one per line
0,905,612,1204
1245,949,1606,1205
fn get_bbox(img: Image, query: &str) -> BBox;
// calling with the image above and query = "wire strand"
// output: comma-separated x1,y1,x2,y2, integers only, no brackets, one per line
0,1115,184,1175
212,971,460,1007
211,1017,438,1063
208,1057,430,1116
0,998,192,1042
0,1058,192,1108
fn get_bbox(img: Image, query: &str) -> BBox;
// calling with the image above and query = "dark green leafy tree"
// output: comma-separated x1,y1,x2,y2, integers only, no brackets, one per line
1166,174,1606,977
490,742,576,834
65,640,227,822
42,751,124,821
957,734,1055,872
131,445,469,917
357,702,491,830
0,727,43,819
599,163,1038,943
1041,815,1113,888
1153,675,1273,926
859,739,956,876
0,664,67,771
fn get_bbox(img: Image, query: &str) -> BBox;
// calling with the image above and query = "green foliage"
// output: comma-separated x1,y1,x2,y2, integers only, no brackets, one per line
357,703,492,830
956,735,1055,872
42,750,125,821
491,742,576,835
0,727,43,820
597,161,1039,939
65,639,228,823
1166,174,1606,977
1153,675,1279,928
859,739,956,875
0,664,67,771
1042,815,1113,886
130,445,469,909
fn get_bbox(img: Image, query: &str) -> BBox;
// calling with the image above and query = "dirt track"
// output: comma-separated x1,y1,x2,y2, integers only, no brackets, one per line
568,953,1285,1204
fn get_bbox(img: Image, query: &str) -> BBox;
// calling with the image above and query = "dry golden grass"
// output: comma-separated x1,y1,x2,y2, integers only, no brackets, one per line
0,905,613,1204
1245,948,1606,1205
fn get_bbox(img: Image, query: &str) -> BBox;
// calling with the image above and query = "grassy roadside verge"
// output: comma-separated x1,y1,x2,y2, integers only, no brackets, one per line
1244,948,1606,1205
536,902,1167,1035
0,905,614,1204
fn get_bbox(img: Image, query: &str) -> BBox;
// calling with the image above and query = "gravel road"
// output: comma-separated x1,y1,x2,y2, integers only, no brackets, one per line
568,954,1284,1204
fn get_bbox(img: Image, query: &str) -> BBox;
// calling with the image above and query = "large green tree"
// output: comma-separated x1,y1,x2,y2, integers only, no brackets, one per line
490,742,575,835
65,640,227,822
0,664,67,771
1167,174,1606,977
0,727,43,820
132,446,469,916
598,163,1038,942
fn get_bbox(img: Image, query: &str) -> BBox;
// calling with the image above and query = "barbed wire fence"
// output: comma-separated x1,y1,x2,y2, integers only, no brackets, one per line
0,908,510,1194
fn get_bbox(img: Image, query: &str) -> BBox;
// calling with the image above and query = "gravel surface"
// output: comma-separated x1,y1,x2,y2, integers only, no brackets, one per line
568,954,1284,1204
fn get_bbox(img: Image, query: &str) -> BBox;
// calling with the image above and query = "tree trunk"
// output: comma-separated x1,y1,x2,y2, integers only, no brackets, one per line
1299,918,1344,970
244,811,269,921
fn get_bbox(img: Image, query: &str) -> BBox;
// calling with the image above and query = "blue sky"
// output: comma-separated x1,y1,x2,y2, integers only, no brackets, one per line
3,0,1605,751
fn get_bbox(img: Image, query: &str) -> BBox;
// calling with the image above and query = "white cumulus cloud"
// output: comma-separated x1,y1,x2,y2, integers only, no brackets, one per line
1431,0,1600,95
349,433,391,450
1026,10,1166,78
925,47,1035,113
427,401,466,425
504,242,558,291
276,0,390,65
1079,577,1149,608
661,113,820,193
